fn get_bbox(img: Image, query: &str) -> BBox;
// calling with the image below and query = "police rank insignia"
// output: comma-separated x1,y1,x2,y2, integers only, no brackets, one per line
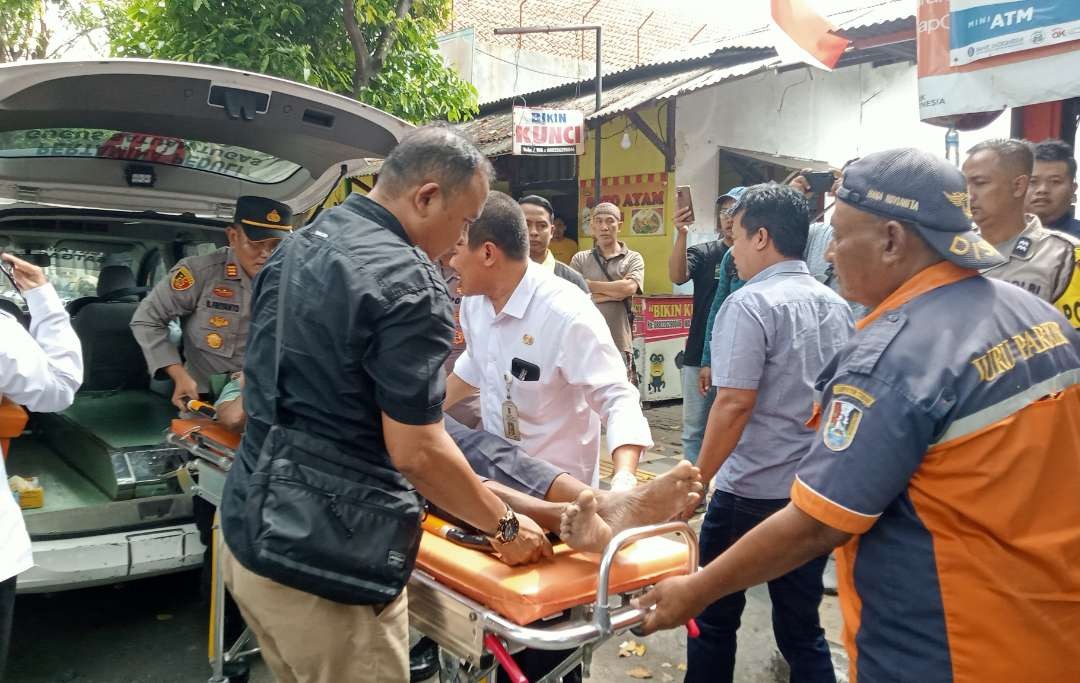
225,263,239,279
208,316,230,328
205,333,224,349
823,399,863,452
171,266,195,291
213,286,235,299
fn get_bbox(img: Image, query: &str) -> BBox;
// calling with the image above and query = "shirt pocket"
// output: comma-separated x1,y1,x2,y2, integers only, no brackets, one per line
194,305,240,359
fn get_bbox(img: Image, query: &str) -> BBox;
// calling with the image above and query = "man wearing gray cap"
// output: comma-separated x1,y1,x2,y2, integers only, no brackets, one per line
631,148,1080,683
570,202,645,384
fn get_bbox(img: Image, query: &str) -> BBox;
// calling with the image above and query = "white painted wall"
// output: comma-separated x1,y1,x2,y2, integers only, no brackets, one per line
672,59,1012,286
439,29,616,104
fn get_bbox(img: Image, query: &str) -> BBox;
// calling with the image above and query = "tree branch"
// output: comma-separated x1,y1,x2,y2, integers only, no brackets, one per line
366,0,414,87
341,0,371,98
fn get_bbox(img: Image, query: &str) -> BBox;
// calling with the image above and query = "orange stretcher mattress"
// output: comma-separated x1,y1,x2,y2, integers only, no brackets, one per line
169,418,692,627
416,532,691,626
171,418,241,451
0,397,28,459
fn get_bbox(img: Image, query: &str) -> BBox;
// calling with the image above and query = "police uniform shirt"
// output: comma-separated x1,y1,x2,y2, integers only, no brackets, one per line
130,248,251,393
0,283,83,582
982,214,1080,328
454,261,653,486
790,262,1080,681
220,193,455,571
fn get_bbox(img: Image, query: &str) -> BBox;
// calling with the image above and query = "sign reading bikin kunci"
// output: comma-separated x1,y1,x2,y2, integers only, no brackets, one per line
512,107,585,156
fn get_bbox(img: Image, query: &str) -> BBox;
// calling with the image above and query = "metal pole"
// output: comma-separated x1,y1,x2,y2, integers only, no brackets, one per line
594,26,602,211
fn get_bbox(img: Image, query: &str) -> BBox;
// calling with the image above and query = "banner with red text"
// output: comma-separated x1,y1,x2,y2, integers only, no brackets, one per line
579,173,668,238
512,107,585,155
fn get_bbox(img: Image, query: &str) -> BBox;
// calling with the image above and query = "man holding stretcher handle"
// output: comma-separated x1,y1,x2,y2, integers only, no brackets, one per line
633,149,1080,682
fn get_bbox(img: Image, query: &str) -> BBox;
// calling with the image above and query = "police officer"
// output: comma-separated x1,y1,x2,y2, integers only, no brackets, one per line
630,149,1080,682
962,139,1080,328
131,196,293,409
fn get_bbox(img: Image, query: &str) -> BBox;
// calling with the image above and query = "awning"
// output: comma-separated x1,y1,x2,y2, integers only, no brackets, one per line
719,146,832,172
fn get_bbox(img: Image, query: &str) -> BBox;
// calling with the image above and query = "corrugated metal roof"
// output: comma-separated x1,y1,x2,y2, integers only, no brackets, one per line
476,43,774,113
587,66,713,120
463,66,721,155
656,56,782,100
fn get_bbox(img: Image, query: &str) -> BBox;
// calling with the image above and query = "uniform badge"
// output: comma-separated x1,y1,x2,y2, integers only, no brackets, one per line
225,263,239,279
208,316,230,328
1013,238,1032,257
522,334,534,346
213,286,235,299
823,399,863,452
171,265,194,291
266,209,281,223
205,332,224,350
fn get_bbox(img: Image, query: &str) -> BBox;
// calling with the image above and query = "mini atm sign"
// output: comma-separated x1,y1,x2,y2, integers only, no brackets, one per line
512,107,585,156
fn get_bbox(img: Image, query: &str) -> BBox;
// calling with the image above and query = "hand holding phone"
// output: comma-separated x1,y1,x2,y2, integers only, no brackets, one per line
0,255,19,293
0,252,47,292
803,171,836,195
675,186,695,227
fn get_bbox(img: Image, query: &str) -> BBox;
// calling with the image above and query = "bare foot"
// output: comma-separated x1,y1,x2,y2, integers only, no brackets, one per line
560,461,703,553
560,489,611,552
601,460,702,532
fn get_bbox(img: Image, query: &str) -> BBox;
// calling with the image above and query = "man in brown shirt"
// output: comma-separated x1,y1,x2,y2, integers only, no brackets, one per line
570,202,645,384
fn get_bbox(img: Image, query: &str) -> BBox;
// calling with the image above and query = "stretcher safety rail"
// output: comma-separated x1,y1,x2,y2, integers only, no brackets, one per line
166,418,700,683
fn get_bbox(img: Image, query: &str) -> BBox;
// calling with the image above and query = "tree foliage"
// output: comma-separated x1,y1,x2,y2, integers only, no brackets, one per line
104,0,477,123
0,0,104,63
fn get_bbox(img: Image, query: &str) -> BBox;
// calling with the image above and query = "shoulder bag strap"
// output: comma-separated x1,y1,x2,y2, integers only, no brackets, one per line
591,247,635,323
270,235,297,424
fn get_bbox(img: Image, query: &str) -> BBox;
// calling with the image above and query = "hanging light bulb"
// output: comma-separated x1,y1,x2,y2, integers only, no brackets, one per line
620,129,632,150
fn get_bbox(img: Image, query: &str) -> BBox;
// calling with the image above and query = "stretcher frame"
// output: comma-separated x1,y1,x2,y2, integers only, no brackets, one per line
168,421,699,683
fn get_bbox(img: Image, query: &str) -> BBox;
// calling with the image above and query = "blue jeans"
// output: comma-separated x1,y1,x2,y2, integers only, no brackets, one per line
680,364,715,464
687,492,835,683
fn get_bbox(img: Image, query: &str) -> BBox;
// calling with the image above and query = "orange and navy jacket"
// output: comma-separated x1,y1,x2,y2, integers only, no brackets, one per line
791,262,1080,683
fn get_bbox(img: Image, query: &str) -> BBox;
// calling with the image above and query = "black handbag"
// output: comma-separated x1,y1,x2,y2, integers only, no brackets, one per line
242,234,423,605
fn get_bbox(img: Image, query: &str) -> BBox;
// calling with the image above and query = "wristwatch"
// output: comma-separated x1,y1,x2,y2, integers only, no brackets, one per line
492,504,519,544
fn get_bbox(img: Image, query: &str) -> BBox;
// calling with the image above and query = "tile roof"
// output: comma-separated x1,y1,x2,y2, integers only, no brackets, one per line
448,0,710,71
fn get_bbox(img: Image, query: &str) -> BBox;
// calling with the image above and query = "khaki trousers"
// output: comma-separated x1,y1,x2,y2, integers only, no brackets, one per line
221,542,409,683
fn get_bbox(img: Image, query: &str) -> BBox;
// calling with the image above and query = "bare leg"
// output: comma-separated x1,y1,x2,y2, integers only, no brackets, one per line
560,461,703,552
484,481,565,533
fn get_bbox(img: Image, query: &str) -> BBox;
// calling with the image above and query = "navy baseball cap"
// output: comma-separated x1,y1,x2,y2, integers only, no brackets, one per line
836,148,1005,269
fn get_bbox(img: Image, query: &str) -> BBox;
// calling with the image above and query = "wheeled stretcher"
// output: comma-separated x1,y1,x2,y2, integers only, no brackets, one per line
168,418,699,683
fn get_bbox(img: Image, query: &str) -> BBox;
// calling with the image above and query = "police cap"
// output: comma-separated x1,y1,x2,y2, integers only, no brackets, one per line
234,196,294,241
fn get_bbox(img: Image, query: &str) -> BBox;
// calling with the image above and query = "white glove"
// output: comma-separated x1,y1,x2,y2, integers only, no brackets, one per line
610,470,638,492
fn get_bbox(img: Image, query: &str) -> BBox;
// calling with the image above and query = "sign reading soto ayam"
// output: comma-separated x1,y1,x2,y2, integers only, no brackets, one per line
512,107,585,156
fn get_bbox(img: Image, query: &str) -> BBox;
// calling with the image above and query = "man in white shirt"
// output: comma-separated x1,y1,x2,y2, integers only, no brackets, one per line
446,191,653,493
0,253,83,676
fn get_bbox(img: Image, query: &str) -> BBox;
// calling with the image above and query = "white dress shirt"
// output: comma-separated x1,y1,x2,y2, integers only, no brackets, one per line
454,261,652,486
1,284,83,582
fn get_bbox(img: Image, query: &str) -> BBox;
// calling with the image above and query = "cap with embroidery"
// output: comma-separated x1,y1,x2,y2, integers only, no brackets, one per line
234,196,294,242
836,148,1005,269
